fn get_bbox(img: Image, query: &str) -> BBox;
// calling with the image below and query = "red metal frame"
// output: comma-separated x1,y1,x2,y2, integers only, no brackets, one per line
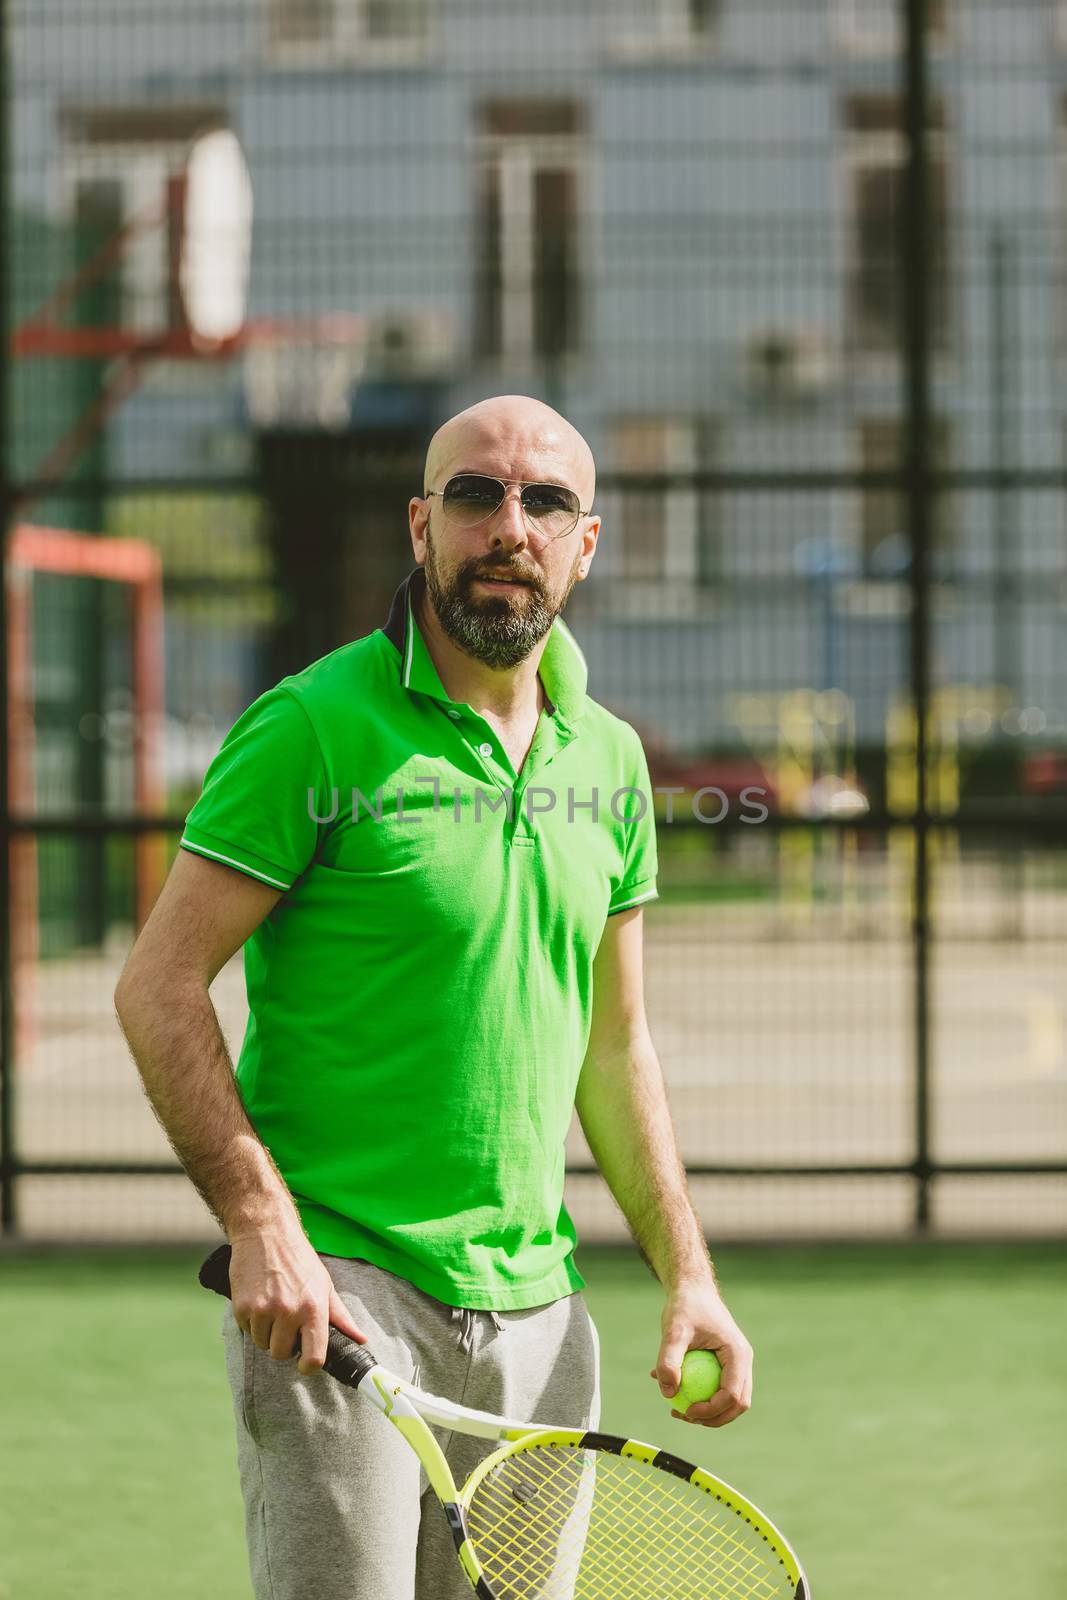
13,314,360,363
12,309,364,510
6,526,167,1063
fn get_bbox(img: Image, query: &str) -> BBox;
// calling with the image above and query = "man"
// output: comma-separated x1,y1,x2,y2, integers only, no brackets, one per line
115,394,753,1599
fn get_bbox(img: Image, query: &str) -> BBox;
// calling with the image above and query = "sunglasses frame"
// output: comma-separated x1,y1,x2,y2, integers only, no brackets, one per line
425,473,593,542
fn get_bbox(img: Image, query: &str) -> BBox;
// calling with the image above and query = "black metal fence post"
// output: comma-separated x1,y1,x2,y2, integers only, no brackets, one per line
991,227,1022,708
902,0,934,1231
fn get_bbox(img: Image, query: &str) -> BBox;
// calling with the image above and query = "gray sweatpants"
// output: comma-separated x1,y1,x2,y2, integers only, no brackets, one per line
221,1253,601,1600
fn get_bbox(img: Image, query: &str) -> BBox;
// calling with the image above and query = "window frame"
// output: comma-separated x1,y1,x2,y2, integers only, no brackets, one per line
58,141,184,339
609,413,721,593
56,116,238,394
607,0,721,63
833,0,949,58
840,97,952,366
1057,97,1067,353
852,414,955,581
264,0,435,68
474,121,588,367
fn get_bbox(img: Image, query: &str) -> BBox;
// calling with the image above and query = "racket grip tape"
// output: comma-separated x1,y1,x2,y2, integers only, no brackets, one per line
198,1243,378,1390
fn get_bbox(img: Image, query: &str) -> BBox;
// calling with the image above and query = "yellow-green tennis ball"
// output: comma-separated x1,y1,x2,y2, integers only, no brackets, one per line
674,1350,722,1410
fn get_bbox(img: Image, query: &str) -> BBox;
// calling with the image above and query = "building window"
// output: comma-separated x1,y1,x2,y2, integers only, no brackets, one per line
475,101,584,365
270,0,332,45
267,0,432,61
835,0,948,55
859,417,953,577
611,416,719,585
610,0,720,57
843,95,950,358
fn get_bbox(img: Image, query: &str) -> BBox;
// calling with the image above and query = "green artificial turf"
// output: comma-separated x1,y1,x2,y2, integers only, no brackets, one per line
582,1243,1067,1600
1,1243,1064,1599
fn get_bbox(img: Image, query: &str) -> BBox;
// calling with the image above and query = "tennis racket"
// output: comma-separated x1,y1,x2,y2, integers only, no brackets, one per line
200,1244,810,1598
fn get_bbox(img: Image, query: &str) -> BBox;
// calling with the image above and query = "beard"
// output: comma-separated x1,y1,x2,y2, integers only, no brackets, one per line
422,527,582,670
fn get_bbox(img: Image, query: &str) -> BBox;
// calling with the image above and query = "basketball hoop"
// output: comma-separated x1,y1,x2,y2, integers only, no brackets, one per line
10,127,366,499
14,124,254,367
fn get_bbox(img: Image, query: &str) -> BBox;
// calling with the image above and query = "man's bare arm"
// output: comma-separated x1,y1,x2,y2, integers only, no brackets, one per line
575,906,753,1428
114,849,365,1369
575,907,710,1288
115,849,285,1231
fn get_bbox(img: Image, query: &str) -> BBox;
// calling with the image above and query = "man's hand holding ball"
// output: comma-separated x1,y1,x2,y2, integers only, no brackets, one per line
664,1349,723,1421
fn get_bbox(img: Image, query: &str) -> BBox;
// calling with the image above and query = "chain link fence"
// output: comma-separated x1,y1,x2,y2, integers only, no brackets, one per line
1,0,1065,1242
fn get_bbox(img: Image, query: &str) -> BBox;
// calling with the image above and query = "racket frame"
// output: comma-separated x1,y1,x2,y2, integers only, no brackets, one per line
363,1365,810,1599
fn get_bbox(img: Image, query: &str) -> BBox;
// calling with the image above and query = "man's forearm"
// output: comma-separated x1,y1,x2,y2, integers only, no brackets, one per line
575,1031,716,1292
115,971,299,1239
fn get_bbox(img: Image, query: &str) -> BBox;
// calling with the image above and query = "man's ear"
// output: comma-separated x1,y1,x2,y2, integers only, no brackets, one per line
408,494,430,546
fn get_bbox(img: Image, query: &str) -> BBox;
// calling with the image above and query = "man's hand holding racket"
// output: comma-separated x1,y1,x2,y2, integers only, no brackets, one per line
227,1226,368,1376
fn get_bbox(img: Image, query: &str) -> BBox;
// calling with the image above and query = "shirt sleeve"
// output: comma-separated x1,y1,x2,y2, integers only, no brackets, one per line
607,732,659,915
179,686,332,891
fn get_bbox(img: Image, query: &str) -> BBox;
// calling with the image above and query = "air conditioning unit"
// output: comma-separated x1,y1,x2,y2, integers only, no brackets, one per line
364,309,457,379
741,326,836,404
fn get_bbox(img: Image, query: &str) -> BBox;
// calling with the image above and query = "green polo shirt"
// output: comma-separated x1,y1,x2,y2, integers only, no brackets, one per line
181,567,658,1309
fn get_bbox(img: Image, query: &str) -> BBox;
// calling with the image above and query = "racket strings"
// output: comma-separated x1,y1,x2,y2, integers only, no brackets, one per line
465,1444,794,1599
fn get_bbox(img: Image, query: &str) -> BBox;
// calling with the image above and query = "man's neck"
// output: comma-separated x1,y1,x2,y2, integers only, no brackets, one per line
416,588,549,723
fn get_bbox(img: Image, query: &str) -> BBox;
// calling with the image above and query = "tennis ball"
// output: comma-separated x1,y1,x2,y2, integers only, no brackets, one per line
673,1350,722,1411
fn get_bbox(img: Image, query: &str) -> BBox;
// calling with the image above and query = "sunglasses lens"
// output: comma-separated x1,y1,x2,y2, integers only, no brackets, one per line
441,475,505,523
520,483,580,537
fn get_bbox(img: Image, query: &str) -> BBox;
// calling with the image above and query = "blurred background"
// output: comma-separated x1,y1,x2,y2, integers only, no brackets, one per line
2,0,1065,1244
0,4,1065,1595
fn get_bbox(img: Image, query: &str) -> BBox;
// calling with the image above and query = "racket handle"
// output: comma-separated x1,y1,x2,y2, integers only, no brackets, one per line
198,1243,378,1390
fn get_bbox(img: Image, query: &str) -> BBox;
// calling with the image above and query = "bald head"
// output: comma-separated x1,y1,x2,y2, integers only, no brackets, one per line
423,395,595,509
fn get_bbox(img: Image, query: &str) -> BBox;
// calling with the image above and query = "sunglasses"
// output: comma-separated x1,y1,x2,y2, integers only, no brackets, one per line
426,473,590,542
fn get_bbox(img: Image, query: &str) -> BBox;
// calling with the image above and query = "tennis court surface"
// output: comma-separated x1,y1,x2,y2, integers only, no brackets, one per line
1,1241,1063,1599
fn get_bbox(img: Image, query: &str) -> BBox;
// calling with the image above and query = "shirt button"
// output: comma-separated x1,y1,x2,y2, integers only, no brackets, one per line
478,741,493,757
446,709,460,719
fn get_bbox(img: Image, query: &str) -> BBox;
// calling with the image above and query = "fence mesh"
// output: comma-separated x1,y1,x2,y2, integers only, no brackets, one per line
2,0,1066,1240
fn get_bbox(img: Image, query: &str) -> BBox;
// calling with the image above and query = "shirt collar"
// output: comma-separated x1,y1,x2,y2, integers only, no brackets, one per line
382,566,588,724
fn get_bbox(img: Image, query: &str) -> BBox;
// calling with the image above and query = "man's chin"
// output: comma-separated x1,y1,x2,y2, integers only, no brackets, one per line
459,595,529,627
447,609,550,666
